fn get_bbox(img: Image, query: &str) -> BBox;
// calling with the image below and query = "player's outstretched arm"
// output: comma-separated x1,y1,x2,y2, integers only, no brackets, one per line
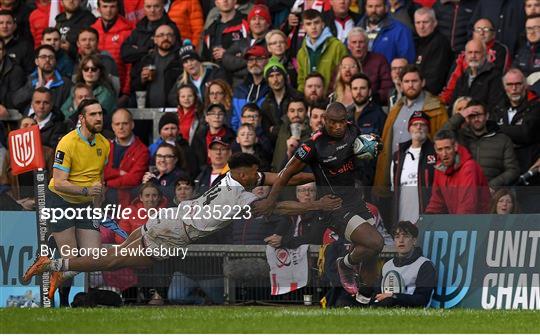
262,171,314,186
253,157,307,216
274,195,342,215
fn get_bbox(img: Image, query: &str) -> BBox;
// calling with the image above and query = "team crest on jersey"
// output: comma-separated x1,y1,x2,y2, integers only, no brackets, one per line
232,32,240,40
97,148,102,156
427,155,436,165
112,34,120,42
296,144,311,159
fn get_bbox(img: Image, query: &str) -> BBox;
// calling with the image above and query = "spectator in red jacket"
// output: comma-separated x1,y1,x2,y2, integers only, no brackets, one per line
92,0,133,103
29,0,63,49
116,182,168,244
104,108,149,207
425,129,491,214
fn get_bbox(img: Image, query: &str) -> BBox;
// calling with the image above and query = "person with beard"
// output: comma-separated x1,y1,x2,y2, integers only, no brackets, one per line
222,4,271,88
130,24,181,108
442,99,520,189
55,0,96,60
260,57,303,142
308,100,327,134
374,65,447,200
348,73,386,186
491,68,540,176
348,73,386,137
370,221,436,308
0,10,34,74
303,72,326,107
450,39,505,112
390,111,435,224
230,45,269,132
13,45,73,114
413,7,453,96
357,0,415,65
120,0,181,75
329,55,361,107
297,9,348,93
347,27,392,105
46,98,109,306
271,98,312,172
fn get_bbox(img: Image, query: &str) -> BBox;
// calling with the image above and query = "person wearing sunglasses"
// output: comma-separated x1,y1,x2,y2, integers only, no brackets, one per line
61,54,117,129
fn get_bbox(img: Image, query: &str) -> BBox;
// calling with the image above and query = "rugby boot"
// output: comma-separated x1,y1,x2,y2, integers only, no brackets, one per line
23,256,51,282
336,257,358,295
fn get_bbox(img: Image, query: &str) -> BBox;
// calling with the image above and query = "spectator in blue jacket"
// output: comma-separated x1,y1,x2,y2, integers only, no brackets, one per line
357,0,415,64
231,45,269,131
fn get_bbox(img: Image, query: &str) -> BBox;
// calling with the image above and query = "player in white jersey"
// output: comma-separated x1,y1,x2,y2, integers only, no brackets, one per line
24,153,342,300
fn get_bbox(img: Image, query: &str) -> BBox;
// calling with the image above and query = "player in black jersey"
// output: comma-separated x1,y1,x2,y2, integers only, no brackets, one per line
255,102,384,298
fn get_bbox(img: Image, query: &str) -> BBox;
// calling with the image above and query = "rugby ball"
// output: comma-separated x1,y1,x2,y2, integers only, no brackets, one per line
353,134,382,160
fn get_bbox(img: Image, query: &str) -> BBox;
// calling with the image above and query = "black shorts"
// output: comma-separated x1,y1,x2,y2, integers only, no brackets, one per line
46,189,99,233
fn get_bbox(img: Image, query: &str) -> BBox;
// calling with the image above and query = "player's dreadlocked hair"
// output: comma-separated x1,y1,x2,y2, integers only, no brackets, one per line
228,153,261,169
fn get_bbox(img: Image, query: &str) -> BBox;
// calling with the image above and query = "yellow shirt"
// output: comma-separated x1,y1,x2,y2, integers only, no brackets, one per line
49,128,110,204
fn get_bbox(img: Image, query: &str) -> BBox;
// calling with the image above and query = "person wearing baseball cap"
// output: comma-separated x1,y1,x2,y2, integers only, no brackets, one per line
222,4,271,88
193,135,232,195
261,57,303,134
230,44,270,131
391,110,435,224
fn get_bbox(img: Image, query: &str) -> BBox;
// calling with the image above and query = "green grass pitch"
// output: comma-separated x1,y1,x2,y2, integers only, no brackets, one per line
1,307,539,333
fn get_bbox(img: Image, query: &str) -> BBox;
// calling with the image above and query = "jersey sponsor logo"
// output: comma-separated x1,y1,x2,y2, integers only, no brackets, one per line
322,156,337,163
328,159,354,176
54,150,65,164
296,144,311,159
336,143,347,151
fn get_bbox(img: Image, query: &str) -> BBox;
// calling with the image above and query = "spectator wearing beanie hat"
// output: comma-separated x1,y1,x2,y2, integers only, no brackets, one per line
261,57,303,141
167,40,226,105
391,110,436,224
148,112,199,177
222,4,271,88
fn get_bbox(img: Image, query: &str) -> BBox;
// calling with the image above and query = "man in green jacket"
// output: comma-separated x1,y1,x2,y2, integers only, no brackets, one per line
297,9,349,93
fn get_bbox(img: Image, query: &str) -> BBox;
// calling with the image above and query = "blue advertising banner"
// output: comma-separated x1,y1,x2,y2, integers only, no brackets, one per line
419,215,540,310
0,211,83,307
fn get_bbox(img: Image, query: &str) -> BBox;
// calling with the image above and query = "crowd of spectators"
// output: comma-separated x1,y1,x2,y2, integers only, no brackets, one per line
1,0,540,304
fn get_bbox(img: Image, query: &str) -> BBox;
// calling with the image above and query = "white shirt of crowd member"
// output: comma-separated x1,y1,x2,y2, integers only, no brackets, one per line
330,0,354,42
390,118,430,223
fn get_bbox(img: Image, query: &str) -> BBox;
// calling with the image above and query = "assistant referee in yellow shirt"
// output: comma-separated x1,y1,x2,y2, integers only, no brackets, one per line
47,98,110,306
